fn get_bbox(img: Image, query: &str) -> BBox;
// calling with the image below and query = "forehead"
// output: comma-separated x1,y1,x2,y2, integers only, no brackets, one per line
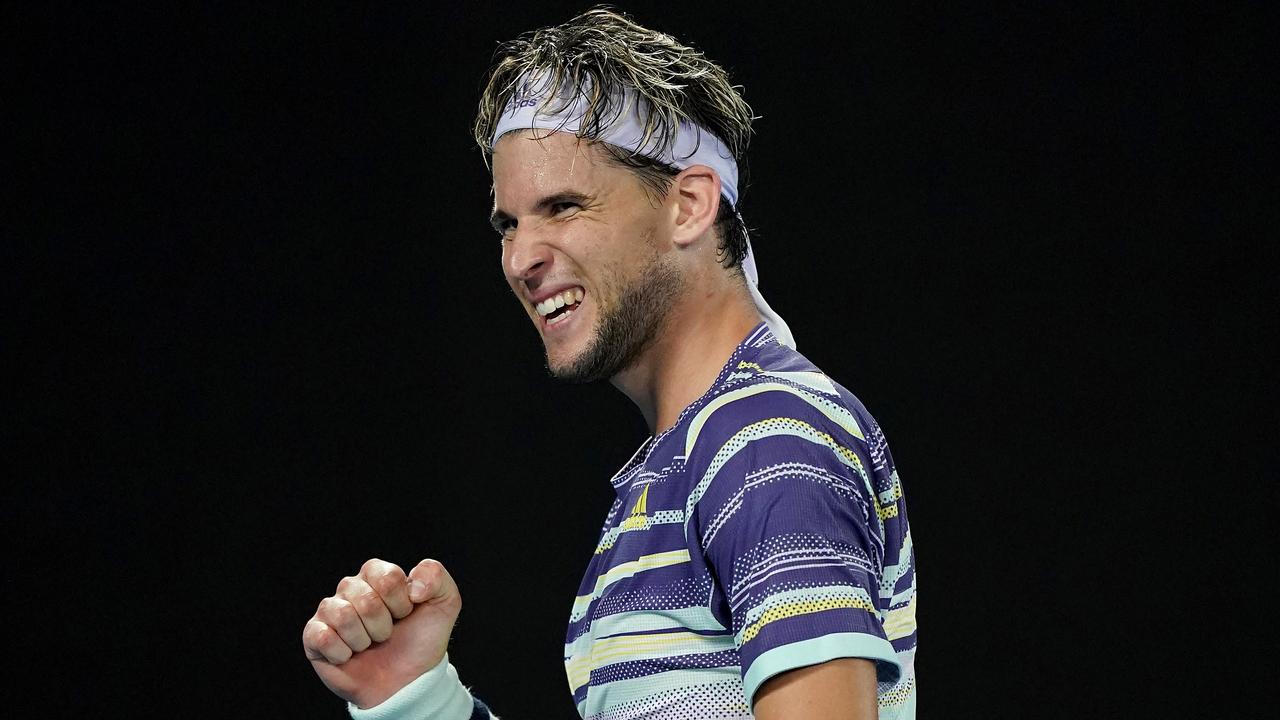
491,130,614,201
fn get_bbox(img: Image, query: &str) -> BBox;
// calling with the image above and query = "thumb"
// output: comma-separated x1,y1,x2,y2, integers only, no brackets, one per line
406,558,460,606
408,578,430,603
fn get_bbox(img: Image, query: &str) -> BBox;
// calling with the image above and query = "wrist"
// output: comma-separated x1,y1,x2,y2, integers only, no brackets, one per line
348,654,475,720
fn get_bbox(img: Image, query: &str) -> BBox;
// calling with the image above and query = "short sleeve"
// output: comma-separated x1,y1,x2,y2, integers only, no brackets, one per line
688,399,902,709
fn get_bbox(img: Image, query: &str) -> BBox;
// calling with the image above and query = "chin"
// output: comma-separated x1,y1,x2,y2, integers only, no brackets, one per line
544,341,598,383
540,254,681,384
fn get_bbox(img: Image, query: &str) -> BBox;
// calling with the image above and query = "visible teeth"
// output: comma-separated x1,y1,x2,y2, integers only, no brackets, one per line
534,288,584,317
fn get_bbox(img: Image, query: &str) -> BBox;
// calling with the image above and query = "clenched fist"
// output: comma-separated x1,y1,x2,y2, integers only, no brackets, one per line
303,558,462,709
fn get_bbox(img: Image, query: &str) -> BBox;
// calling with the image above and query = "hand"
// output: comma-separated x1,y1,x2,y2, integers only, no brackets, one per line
302,558,462,709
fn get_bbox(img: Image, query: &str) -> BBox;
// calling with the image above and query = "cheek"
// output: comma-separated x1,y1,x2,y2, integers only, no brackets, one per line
570,220,623,264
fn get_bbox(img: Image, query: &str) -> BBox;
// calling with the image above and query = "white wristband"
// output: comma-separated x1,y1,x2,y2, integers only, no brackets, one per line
347,653,475,720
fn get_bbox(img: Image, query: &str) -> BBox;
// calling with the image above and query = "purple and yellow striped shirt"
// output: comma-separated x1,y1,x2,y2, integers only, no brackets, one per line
565,324,917,719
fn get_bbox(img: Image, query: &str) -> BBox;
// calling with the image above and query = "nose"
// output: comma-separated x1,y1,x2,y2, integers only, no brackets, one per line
503,226,553,285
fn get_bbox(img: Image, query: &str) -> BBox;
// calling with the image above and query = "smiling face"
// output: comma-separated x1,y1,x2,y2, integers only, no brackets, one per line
491,130,684,382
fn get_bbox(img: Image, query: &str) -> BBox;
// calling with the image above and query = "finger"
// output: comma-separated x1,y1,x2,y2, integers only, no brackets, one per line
336,575,393,643
407,558,459,605
315,595,372,653
359,558,413,620
303,618,353,664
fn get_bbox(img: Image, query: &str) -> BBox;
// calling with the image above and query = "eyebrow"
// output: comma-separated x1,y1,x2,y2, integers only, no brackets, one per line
489,191,594,233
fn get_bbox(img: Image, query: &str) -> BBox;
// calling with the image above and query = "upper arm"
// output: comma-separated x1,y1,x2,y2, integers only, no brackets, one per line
686,389,908,711
753,658,878,720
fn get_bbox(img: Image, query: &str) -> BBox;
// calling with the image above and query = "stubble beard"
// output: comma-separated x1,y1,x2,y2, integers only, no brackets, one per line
548,253,683,384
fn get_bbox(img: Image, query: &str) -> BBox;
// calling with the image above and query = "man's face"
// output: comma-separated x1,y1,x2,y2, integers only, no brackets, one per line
491,131,682,382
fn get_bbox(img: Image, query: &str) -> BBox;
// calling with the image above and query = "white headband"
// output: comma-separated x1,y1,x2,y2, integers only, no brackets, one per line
492,75,795,349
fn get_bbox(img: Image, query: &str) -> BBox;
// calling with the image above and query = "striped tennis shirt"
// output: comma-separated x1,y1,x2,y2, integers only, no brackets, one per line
566,323,917,719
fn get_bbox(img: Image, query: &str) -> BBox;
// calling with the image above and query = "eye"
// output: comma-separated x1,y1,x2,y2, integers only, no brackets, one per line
550,201,579,216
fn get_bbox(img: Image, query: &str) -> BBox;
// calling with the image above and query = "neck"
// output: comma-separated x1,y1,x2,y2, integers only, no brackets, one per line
610,280,760,434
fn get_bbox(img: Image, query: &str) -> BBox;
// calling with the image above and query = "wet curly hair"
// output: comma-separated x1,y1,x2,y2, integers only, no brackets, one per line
473,6,756,270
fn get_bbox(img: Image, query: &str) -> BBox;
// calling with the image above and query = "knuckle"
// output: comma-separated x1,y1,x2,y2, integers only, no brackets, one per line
352,591,384,616
307,624,347,661
302,620,323,647
335,599,358,623
324,598,357,626
316,597,337,618
372,572,402,597
416,558,443,578
312,623,335,648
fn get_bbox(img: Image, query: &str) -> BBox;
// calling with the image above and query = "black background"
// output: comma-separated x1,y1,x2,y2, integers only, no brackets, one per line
10,2,1273,718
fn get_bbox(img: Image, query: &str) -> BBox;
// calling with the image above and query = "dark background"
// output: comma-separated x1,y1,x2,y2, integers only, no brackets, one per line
9,2,1272,718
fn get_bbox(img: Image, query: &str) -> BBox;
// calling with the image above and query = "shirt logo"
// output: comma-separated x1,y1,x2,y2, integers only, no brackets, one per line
620,485,650,530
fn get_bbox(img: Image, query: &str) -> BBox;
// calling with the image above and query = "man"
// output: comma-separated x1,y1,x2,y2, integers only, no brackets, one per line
303,8,917,719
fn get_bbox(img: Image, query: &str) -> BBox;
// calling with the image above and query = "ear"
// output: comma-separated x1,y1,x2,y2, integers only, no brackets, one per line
668,165,722,249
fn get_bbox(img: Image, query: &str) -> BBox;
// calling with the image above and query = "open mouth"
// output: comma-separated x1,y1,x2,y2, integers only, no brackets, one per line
535,287,584,326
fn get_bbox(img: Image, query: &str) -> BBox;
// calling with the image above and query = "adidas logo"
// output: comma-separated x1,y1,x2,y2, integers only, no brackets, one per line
620,485,649,530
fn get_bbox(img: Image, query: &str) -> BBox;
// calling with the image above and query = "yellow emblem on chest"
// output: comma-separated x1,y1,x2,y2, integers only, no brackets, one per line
620,485,650,530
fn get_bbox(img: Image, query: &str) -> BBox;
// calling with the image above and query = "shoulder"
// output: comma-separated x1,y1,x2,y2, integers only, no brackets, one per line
680,343,877,466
